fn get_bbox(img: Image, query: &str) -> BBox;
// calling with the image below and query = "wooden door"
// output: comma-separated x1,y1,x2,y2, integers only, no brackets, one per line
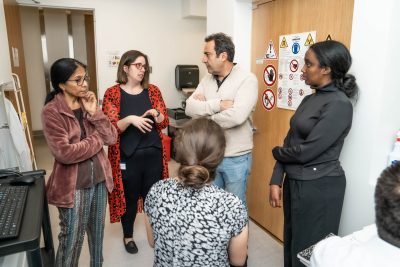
248,0,355,241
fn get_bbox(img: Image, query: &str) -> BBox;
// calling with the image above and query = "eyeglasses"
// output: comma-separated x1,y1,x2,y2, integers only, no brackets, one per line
67,75,90,86
130,63,148,71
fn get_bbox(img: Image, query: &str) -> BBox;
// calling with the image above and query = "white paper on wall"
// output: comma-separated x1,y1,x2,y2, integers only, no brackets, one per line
277,31,316,110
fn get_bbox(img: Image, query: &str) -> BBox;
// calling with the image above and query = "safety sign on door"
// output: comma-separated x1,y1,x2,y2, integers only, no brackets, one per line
264,40,277,60
277,31,316,110
263,65,276,86
262,89,275,111
290,59,299,72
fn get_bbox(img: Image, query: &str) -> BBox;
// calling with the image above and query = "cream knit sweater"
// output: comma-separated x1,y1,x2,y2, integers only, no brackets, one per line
185,65,258,157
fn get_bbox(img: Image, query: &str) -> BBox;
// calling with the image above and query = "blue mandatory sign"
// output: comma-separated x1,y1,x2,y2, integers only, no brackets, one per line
292,42,300,54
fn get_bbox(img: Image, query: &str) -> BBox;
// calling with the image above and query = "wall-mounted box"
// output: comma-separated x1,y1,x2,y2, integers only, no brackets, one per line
182,0,206,18
175,65,199,90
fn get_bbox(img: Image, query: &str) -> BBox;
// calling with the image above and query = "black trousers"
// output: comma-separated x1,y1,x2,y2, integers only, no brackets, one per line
283,175,346,267
120,146,163,238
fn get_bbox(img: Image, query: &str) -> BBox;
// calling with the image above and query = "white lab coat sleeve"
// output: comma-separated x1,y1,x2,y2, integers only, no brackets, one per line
6,98,32,171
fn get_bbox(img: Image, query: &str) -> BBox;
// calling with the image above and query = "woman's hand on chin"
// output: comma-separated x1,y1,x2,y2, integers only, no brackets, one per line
82,91,97,116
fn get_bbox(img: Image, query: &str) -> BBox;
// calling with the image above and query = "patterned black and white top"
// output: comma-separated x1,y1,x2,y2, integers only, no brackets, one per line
144,178,248,267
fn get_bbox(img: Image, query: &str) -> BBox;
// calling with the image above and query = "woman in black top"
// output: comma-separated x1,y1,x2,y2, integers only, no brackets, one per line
268,40,359,267
103,50,169,254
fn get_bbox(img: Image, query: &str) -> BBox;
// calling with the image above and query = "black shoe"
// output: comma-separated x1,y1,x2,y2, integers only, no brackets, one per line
124,239,138,254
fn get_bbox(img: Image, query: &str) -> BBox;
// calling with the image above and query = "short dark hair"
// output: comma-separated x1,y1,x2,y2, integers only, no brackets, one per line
205,32,235,62
174,118,226,189
375,163,400,247
116,50,149,88
309,40,359,100
45,58,86,105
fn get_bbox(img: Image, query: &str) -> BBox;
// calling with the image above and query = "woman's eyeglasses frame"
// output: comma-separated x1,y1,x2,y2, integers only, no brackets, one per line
67,74,90,86
129,62,148,71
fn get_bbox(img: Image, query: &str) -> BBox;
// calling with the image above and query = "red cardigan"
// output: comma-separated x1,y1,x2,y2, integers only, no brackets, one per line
102,84,169,223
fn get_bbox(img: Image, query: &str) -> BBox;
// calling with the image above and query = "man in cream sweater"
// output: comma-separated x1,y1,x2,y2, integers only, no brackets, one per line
185,32,258,206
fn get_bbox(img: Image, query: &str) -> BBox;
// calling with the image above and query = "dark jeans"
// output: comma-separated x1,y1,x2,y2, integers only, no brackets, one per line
120,146,162,238
283,175,346,267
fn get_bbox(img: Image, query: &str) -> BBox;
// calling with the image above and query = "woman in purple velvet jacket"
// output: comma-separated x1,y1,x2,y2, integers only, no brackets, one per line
41,58,117,267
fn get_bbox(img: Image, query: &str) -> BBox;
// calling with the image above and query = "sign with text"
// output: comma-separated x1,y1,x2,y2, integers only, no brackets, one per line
277,31,316,110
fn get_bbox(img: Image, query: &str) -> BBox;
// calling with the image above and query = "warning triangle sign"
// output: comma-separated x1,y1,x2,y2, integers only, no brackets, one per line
280,37,288,48
265,40,277,59
304,33,314,46
326,34,332,41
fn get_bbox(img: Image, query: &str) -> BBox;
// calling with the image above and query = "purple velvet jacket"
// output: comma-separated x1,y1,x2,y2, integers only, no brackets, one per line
41,93,117,208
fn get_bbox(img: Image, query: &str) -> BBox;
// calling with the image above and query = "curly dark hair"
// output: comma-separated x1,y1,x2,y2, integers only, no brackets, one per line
205,32,235,62
375,163,400,247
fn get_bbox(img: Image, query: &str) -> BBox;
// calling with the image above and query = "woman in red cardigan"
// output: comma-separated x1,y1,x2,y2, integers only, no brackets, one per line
102,50,169,254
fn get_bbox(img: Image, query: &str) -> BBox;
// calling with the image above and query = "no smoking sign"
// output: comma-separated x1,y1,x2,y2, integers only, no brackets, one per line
262,89,275,111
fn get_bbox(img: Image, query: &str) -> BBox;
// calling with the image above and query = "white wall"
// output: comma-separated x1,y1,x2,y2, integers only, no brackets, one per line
17,0,207,116
233,0,252,72
206,0,252,71
0,0,12,86
91,0,206,107
339,0,400,235
207,0,234,36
